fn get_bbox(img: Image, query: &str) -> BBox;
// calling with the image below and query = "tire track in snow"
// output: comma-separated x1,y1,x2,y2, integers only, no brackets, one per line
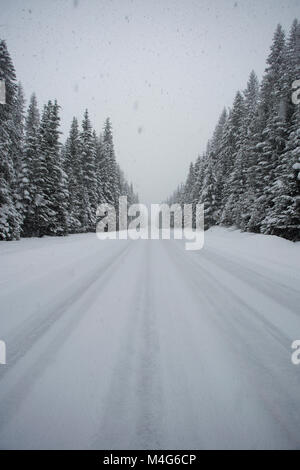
0,241,132,382
202,246,300,313
0,241,133,435
164,240,300,448
171,239,294,352
92,242,163,450
134,243,163,449
148,241,206,449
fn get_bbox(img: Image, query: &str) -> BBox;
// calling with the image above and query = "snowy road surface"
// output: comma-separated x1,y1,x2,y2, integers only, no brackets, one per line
0,227,300,449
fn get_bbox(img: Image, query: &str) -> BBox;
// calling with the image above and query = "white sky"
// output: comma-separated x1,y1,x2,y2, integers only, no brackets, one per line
1,0,299,203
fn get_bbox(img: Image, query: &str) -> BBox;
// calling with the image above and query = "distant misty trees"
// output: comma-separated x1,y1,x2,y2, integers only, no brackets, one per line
0,39,138,240
168,20,300,241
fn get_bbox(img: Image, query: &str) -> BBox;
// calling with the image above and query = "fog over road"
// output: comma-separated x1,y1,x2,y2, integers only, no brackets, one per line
0,228,300,449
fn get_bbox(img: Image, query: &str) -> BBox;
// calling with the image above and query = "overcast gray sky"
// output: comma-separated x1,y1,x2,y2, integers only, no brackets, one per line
0,0,299,203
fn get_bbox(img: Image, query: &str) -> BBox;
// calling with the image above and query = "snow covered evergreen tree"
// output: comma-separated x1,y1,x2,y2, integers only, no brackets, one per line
21,93,40,236
208,108,228,219
191,155,205,225
94,129,104,208
12,82,26,223
0,39,21,240
79,109,97,231
100,118,119,206
237,71,260,230
220,91,246,225
49,101,69,236
201,158,218,229
184,162,195,205
64,117,82,232
255,25,289,233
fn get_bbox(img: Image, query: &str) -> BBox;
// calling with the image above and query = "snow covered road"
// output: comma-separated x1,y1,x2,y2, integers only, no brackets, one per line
0,228,300,449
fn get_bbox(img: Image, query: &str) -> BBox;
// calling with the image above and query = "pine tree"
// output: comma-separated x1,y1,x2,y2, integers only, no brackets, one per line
13,82,26,221
281,19,300,125
236,71,260,230
184,162,195,205
79,109,97,231
49,100,69,235
64,117,82,232
191,155,206,225
100,118,119,206
21,93,40,236
191,156,202,203
220,91,245,224
257,25,289,233
0,39,21,240
94,130,104,208
208,108,228,218
29,102,52,236
201,158,218,229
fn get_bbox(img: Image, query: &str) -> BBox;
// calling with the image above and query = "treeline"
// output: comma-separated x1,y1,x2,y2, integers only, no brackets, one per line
0,39,138,241
168,20,300,241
